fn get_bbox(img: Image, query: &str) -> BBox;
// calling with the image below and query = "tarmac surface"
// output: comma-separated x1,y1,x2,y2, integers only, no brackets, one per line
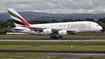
1,50,105,59
1,39,105,59
54,54,105,59
1,50,105,53
34,53,105,59
0,39,105,42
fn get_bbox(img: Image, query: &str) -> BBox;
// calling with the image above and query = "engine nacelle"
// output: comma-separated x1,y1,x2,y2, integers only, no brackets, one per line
58,30,68,35
43,29,53,34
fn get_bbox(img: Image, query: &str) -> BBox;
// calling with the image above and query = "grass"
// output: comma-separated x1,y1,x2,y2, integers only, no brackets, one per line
0,53,67,59
0,33,105,59
0,53,45,59
0,33,105,39
0,41,105,59
0,41,105,51
0,41,105,45
0,45,105,51
0,35,49,39
50,54,68,59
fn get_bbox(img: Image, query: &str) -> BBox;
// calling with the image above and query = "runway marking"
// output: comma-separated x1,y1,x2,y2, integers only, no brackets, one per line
48,53,105,55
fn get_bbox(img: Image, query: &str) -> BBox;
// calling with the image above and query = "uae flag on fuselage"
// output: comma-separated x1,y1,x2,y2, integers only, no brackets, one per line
7,8,30,27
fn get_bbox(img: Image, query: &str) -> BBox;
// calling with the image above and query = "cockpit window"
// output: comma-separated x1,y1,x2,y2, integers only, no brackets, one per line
97,25,99,26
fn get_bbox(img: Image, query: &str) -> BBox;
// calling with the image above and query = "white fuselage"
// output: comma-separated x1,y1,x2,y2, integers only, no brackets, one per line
13,21,102,35
30,21,102,32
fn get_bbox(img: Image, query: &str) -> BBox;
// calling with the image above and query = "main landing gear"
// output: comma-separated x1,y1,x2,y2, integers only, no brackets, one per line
95,31,98,37
50,35,63,39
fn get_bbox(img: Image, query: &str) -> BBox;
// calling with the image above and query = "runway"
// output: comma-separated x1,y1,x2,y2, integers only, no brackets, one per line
0,39,105,42
0,50,105,54
0,39,105,54
1,50,105,59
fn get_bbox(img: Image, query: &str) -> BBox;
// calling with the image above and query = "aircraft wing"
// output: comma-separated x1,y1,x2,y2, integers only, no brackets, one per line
26,26,79,33
27,26,60,32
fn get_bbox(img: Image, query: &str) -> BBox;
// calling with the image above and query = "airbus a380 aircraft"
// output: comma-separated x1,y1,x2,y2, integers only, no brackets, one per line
7,8,102,39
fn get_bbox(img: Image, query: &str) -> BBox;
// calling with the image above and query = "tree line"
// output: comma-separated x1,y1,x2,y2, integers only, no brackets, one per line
0,18,105,34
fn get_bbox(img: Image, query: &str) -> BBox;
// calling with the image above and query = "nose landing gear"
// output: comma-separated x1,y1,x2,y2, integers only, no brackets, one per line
95,31,98,37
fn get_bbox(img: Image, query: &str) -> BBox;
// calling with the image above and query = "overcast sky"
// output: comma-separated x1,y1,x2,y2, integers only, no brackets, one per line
0,0,105,14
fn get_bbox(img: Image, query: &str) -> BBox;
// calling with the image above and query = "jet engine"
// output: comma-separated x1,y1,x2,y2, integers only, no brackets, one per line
58,30,68,35
43,29,53,34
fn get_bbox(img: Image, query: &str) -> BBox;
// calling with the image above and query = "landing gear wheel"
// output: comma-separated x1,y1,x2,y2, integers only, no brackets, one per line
50,35,63,39
50,35,58,39
58,35,63,39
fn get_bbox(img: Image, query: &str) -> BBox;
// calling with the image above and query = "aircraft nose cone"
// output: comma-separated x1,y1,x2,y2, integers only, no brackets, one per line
96,26,102,31
99,26,102,30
